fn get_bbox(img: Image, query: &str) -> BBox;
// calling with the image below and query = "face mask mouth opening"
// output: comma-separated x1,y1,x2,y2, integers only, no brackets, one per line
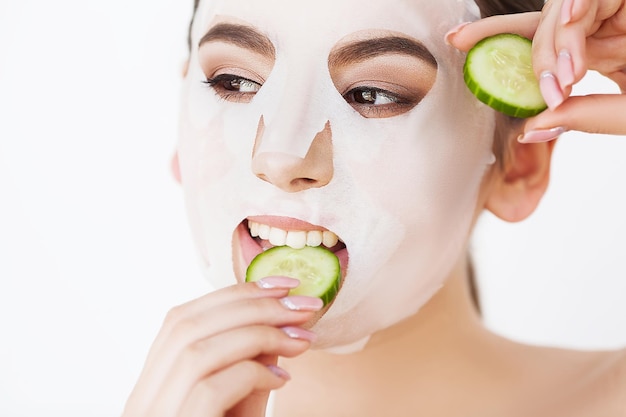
234,217,350,284
244,218,346,253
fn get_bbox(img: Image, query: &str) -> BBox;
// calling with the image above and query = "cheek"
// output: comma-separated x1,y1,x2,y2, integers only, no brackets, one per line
345,137,482,227
178,77,246,190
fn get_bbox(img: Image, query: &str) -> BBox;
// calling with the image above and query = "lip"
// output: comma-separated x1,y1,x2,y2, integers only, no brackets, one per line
234,215,349,287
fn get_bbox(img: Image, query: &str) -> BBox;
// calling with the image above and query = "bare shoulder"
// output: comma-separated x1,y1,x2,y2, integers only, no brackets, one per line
600,348,626,415
516,345,626,416
570,348,626,416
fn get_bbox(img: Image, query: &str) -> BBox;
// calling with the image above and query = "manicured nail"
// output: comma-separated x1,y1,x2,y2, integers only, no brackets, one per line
539,71,564,110
557,49,575,88
280,296,323,311
561,0,574,24
256,276,300,289
444,22,471,46
518,127,566,143
281,326,317,342
267,365,291,381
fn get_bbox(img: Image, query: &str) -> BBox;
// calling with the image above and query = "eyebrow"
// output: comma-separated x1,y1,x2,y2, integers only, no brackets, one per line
198,23,276,58
328,36,437,68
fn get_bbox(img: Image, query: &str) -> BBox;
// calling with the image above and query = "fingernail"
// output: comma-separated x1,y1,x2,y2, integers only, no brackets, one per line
557,49,575,88
280,296,323,312
539,71,564,110
256,276,300,289
281,326,317,342
518,127,566,143
444,21,471,46
561,0,574,24
267,365,291,381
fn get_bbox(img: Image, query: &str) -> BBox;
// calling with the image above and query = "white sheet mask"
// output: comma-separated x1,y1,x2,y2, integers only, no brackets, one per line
178,0,496,350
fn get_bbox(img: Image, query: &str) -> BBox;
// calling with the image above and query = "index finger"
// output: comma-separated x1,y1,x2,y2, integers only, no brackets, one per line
447,12,541,51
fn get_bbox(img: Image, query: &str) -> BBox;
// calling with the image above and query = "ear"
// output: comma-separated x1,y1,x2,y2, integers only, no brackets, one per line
182,60,189,78
485,139,557,222
171,151,182,184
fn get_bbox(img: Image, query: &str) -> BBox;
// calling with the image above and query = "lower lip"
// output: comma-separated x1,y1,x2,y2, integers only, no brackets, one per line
235,222,349,283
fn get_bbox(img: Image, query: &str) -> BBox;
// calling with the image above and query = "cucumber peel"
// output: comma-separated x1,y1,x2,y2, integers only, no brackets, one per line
245,246,341,306
464,33,547,118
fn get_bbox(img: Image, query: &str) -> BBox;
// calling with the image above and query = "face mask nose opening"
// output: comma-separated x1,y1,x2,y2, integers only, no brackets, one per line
252,120,334,193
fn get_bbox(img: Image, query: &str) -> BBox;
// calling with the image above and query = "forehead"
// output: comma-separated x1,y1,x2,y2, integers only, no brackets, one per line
194,0,470,52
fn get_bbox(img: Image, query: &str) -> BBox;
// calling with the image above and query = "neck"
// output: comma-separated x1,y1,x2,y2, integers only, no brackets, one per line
274,254,502,415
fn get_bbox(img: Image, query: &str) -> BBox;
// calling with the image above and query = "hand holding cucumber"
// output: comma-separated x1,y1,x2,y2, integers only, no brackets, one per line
121,280,321,417
447,0,626,141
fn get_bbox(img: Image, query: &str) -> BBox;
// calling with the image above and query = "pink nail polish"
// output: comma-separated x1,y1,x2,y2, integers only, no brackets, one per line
444,21,471,46
518,127,566,143
280,296,323,312
256,276,300,289
267,365,291,381
539,71,564,110
557,50,575,88
281,326,317,342
561,0,574,24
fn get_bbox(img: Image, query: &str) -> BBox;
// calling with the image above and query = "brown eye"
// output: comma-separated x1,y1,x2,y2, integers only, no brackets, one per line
203,74,261,102
345,87,398,105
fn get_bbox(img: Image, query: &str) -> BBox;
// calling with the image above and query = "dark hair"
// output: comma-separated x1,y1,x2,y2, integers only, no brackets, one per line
186,0,545,312
475,0,544,17
188,0,544,50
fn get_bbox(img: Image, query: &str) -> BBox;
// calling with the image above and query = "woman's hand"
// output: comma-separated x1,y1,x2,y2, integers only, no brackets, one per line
122,277,321,417
446,0,626,141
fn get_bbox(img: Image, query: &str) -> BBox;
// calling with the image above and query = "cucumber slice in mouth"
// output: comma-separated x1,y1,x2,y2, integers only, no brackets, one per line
464,33,547,118
245,245,341,306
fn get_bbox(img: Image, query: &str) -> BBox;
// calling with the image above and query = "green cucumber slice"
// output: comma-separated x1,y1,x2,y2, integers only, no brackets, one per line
464,33,547,118
245,246,340,306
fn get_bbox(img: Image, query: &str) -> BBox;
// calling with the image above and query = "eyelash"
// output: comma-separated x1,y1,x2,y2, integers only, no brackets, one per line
202,74,420,117
203,74,261,102
342,87,416,118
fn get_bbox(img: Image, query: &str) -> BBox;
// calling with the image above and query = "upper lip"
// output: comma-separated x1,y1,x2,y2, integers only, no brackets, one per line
246,215,335,233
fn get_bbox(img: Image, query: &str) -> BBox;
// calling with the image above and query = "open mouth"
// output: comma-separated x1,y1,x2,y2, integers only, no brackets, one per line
236,215,349,284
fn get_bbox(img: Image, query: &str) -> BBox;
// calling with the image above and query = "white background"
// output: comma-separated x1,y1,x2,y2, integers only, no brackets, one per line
1,1,625,416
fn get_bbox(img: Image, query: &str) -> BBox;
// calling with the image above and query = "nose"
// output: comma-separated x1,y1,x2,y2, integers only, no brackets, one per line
252,120,333,193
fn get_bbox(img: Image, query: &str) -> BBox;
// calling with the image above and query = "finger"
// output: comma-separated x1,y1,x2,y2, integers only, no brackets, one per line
226,355,278,417
149,280,298,365
179,360,288,417
554,0,604,90
522,94,626,138
608,69,626,93
531,0,562,77
150,325,309,417
587,36,626,77
586,0,626,36
160,294,318,355
446,12,541,51
135,296,319,411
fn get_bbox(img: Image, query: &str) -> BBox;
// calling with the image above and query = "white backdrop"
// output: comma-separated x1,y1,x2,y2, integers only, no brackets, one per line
1,1,625,416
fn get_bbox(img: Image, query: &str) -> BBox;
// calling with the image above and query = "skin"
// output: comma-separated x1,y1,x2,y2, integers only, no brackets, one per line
123,0,626,416
449,0,626,137
179,0,497,350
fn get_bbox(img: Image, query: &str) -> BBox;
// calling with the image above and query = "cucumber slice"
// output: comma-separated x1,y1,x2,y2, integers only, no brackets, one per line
246,246,340,306
464,33,547,118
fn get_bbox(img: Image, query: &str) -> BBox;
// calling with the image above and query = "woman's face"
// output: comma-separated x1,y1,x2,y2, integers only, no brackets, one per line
178,0,496,350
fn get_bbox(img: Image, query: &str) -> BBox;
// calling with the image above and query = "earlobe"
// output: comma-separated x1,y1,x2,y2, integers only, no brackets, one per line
485,139,557,223
171,151,182,184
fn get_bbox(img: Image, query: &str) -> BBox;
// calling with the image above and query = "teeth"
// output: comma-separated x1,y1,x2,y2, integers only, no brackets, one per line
258,223,271,240
306,230,323,247
248,221,340,250
249,221,260,237
268,227,287,246
285,230,307,249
